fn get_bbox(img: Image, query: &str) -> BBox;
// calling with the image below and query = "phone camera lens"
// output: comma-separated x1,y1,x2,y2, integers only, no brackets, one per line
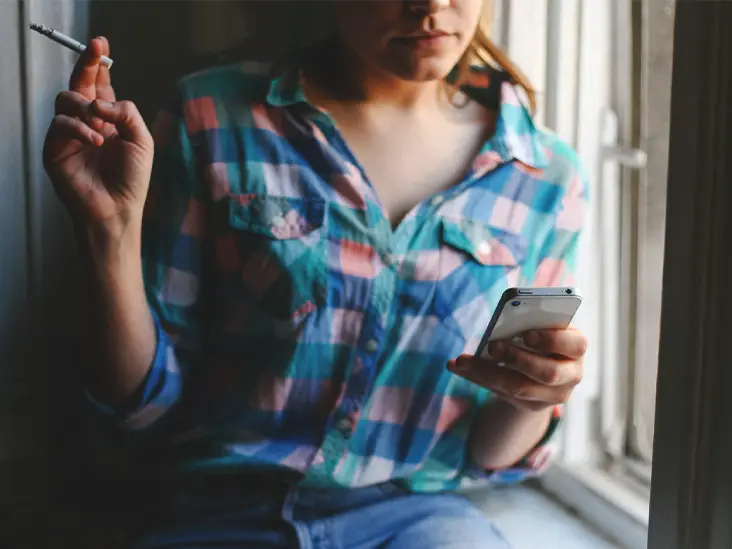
511,300,521,307
565,289,572,294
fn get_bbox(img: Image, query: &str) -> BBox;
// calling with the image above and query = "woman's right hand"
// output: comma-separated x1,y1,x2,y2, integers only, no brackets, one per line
43,37,154,239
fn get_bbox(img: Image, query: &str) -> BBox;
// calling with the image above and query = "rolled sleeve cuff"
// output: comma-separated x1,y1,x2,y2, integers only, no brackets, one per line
84,309,183,431
468,404,563,485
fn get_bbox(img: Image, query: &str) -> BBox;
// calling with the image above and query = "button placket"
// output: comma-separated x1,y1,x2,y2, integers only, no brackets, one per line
364,338,379,354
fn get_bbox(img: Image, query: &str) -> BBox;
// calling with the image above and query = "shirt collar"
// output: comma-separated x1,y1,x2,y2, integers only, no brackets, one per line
265,55,549,170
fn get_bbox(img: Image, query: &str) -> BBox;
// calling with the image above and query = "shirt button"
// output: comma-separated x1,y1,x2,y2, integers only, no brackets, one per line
431,196,445,206
364,339,379,354
477,240,492,256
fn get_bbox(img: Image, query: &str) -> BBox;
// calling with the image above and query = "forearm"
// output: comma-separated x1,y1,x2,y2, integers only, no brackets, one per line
470,398,552,470
77,222,156,407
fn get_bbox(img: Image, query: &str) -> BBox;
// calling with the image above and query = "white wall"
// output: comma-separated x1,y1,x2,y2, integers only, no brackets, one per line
1,0,89,509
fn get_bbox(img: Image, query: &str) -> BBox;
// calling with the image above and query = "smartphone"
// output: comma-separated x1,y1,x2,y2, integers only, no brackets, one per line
475,287,583,359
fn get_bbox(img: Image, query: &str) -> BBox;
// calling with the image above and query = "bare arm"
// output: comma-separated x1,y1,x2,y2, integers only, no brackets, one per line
469,399,552,469
44,38,158,409
77,225,156,407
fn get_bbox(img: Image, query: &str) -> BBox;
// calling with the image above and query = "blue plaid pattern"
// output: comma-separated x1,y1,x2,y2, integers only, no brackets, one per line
94,58,587,492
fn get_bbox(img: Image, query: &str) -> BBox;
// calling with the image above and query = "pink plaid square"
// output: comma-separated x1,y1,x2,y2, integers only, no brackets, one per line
249,375,293,412
489,196,530,233
556,174,586,232
534,258,572,286
339,240,376,279
205,163,230,201
180,199,205,238
330,309,365,346
183,97,219,134
250,103,285,136
434,395,471,434
368,387,415,424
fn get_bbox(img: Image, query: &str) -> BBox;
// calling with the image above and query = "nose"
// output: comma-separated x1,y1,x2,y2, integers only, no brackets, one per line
406,0,452,16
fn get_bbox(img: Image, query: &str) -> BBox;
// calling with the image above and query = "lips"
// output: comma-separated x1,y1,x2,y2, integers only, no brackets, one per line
393,31,455,50
398,31,452,40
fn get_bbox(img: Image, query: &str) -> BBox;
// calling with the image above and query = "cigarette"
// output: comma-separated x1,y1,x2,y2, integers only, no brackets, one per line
29,23,113,69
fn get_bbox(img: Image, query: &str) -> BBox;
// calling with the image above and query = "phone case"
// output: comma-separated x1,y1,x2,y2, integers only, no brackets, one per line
475,287,583,359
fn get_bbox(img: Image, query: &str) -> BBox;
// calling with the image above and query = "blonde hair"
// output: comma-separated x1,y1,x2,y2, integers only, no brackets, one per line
455,21,537,114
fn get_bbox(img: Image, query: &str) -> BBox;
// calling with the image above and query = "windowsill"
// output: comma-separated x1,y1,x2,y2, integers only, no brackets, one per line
536,464,650,549
465,483,623,549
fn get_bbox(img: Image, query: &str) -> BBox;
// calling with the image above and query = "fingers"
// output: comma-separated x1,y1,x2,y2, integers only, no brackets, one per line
94,37,116,103
47,114,104,149
91,99,151,145
448,356,575,406
514,328,588,360
55,90,108,134
486,342,582,386
69,37,105,99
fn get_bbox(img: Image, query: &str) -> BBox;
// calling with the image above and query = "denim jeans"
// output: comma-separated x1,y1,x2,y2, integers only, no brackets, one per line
126,475,512,549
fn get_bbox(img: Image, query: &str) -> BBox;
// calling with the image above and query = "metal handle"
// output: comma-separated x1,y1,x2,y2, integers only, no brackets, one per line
602,146,648,169
601,109,648,170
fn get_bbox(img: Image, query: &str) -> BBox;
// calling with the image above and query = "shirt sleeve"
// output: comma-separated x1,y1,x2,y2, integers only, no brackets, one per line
468,165,589,484
85,87,207,432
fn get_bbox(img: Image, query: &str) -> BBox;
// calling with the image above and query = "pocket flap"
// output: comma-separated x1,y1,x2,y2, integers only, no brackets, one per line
229,194,326,239
440,218,527,267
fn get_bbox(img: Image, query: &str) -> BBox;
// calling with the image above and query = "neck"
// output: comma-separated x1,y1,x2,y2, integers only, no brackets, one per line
307,37,446,111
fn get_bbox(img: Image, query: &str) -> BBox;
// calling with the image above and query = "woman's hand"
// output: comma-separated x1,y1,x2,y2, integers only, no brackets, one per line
43,36,154,239
447,327,587,411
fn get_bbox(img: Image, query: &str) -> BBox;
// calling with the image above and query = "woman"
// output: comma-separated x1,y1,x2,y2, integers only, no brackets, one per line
44,1,588,547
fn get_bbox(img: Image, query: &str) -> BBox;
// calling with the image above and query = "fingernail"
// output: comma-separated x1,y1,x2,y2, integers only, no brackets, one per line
524,331,540,347
450,357,468,372
94,99,111,109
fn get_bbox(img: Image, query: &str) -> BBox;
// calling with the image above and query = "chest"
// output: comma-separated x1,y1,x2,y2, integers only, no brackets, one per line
331,109,492,227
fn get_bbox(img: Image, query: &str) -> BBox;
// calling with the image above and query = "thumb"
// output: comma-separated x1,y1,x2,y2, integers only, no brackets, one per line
91,99,151,145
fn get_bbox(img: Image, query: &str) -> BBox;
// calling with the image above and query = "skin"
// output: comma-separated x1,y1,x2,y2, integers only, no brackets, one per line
43,0,587,471
43,37,156,406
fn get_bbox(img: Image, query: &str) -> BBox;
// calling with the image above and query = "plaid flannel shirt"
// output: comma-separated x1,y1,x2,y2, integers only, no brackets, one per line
95,58,587,492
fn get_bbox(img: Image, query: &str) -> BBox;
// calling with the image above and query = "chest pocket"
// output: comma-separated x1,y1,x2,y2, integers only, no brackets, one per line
439,217,527,292
227,194,328,324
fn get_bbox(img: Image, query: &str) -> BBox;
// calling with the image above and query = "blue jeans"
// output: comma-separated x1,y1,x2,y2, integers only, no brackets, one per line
126,476,511,549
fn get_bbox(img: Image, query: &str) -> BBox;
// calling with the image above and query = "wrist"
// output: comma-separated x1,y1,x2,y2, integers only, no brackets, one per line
75,216,142,263
475,398,554,450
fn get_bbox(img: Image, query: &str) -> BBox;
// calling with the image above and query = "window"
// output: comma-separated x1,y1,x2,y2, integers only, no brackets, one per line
489,1,675,547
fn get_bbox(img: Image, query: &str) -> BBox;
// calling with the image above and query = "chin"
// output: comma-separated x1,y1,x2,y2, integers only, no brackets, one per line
388,57,457,82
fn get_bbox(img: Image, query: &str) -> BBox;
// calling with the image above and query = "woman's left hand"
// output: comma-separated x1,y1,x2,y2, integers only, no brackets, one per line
447,327,587,411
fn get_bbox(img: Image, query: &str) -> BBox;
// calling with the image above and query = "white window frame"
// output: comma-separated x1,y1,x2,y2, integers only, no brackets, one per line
491,1,679,547
496,2,732,548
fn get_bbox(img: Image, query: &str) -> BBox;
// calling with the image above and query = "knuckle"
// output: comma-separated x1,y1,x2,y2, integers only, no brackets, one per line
556,388,574,404
118,100,138,116
504,344,520,365
541,365,561,385
573,336,589,356
54,91,68,111
570,372,583,386
569,365,584,386
513,383,534,400
525,401,547,412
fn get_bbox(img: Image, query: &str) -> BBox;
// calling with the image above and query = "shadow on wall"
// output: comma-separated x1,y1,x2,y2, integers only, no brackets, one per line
20,3,331,547
88,0,331,122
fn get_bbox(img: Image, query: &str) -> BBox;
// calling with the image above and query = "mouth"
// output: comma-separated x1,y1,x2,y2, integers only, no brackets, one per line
398,30,453,40
393,31,455,49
